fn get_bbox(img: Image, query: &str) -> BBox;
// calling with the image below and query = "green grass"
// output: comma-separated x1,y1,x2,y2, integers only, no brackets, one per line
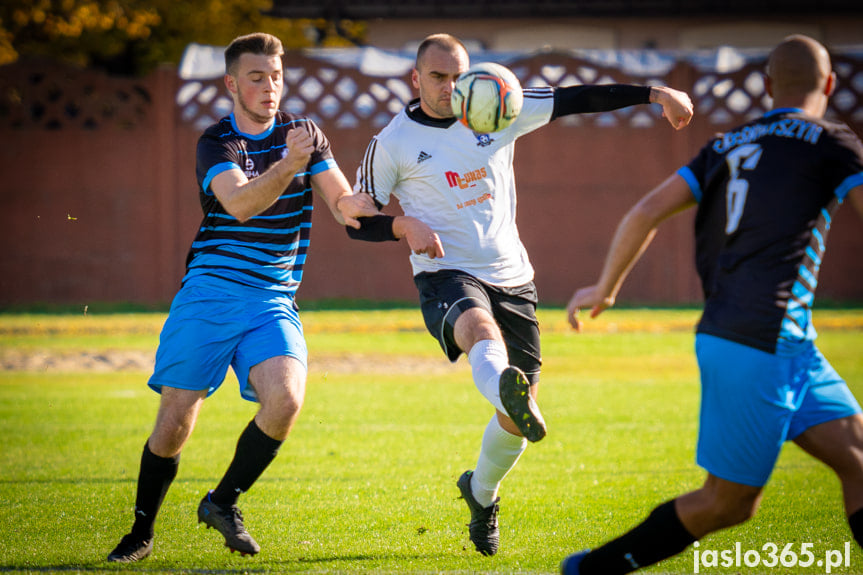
0,308,861,574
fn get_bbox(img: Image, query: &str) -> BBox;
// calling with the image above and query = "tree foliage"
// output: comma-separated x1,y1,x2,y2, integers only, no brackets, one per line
0,0,365,75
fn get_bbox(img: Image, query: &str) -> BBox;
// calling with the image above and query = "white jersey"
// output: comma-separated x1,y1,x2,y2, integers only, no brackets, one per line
355,88,555,287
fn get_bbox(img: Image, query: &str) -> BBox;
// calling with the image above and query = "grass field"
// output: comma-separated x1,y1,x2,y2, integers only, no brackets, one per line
1,307,862,574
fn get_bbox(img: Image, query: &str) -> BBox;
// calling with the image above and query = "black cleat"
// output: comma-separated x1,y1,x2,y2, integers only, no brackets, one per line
499,366,546,442
107,533,153,563
197,494,261,556
457,470,499,556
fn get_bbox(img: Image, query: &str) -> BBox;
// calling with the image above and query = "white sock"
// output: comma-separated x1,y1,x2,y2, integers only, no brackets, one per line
467,339,508,413
470,415,528,508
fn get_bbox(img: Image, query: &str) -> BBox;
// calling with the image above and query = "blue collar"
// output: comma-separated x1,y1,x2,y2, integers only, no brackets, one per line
763,107,805,118
229,113,276,140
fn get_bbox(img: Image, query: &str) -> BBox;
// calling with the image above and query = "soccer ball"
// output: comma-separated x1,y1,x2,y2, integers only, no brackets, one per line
451,62,523,134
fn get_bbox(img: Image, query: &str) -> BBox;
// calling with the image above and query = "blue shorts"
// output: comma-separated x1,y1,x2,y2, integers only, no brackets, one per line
695,333,861,487
148,278,307,402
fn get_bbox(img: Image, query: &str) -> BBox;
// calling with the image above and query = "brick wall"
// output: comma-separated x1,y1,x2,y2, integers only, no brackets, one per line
1,50,861,306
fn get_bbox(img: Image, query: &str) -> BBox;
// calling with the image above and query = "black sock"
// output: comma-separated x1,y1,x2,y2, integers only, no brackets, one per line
209,419,283,506
849,508,863,548
581,500,697,575
130,441,180,539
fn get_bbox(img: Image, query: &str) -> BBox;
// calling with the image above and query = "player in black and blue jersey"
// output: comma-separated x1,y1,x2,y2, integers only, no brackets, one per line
107,32,376,563
561,35,863,575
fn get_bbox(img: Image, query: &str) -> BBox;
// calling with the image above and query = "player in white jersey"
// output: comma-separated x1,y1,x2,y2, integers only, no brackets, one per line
349,33,694,556
357,83,552,287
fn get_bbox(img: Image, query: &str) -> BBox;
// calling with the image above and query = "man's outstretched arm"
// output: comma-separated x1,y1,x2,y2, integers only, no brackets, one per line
552,84,693,129
566,173,696,331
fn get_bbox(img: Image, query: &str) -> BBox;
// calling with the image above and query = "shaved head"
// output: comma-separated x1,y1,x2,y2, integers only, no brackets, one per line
416,33,468,70
766,35,832,98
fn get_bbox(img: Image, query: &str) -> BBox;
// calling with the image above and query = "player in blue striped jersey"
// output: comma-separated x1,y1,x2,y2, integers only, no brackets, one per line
186,113,332,292
347,32,694,556
562,35,863,575
107,32,376,563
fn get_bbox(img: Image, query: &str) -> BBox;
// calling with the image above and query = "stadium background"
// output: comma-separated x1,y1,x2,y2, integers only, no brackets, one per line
2,2,863,307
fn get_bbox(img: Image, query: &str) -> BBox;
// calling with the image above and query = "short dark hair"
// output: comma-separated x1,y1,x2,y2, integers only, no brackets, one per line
225,33,284,76
415,33,468,69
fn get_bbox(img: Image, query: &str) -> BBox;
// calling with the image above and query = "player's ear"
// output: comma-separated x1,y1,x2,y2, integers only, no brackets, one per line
824,71,836,97
763,73,773,99
224,73,238,95
411,68,420,90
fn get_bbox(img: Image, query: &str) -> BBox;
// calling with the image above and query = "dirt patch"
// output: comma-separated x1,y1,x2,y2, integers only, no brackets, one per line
0,349,464,375
0,350,156,372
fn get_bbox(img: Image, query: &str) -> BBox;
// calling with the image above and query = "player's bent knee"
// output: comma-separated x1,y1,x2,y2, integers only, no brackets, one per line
710,494,760,529
263,384,304,418
692,477,762,531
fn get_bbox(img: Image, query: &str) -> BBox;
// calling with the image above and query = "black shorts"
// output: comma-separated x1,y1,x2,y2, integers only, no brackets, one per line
413,269,542,383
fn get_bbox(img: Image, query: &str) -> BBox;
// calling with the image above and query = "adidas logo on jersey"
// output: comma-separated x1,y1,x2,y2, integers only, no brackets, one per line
417,151,432,164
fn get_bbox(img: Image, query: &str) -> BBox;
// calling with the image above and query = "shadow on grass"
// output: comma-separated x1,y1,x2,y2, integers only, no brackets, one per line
0,567,268,574
0,475,363,486
0,477,139,485
292,552,436,564
0,552,442,574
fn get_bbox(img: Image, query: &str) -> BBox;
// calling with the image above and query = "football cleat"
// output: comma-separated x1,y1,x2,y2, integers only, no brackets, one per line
456,470,500,556
499,366,547,442
560,549,590,574
106,532,153,563
197,493,260,556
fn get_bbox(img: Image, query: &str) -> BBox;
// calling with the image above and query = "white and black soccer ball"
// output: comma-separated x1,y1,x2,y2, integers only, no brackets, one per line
451,62,523,134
